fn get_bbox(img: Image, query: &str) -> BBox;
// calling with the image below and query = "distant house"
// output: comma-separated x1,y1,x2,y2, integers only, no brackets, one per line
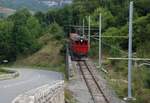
42,1,58,7
60,0,72,6
0,7,16,16
41,0,72,7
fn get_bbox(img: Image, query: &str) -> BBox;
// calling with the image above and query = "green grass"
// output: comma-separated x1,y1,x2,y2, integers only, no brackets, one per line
14,34,66,76
0,72,4,75
65,89,76,103
101,60,150,103
0,67,9,75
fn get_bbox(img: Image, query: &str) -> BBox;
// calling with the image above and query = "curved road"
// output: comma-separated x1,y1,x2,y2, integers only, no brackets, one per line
0,68,63,103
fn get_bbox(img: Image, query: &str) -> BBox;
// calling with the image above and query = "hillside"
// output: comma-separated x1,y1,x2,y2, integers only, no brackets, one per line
0,6,15,15
14,34,65,72
0,0,48,11
0,0,72,12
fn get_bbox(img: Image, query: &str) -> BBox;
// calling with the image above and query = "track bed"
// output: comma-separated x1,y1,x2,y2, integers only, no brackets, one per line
78,60,109,103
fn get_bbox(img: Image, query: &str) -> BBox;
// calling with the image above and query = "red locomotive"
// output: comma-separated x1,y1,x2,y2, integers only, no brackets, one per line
69,33,89,60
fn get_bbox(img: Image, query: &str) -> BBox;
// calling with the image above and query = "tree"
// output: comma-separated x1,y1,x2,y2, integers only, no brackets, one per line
48,22,64,41
34,11,47,27
8,9,31,25
8,9,40,56
0,20,14,61
135,0,150,16
26,16,42,38
87,7,114,30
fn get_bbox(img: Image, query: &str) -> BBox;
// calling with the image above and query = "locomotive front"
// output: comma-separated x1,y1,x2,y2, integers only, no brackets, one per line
69,33,89,60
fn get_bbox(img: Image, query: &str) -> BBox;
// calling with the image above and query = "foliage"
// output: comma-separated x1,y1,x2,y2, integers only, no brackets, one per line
48,22,65,41
65,89,76,103
0,20,14,61
0,9,42,62
88,39,98,58
134,0,150,16
88,7,114,30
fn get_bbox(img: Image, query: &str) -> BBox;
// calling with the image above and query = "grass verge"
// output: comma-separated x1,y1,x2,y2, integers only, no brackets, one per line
65,89,76,103
0,67,10,75
102,60,150,103
14,34,65,72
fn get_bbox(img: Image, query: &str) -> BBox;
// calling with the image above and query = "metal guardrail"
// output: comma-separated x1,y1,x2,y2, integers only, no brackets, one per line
12,80,64,103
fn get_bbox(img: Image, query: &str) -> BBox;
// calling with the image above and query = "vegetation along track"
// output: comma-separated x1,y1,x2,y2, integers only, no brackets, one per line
78,60,109,103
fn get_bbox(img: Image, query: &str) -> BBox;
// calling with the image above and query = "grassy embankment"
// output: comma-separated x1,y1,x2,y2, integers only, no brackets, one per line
65,89,76,103
14,33,65,73
0,67,9,74
89,38,150,103
98,59,150,103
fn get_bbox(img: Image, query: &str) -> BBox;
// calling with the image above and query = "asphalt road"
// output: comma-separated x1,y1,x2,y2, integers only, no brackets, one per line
0,68,63,103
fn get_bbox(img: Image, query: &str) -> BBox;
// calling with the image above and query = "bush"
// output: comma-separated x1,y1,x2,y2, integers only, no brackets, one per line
48,22,65,41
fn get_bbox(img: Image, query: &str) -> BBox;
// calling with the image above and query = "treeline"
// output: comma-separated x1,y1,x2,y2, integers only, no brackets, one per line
0,9,64,63
0,9,41,62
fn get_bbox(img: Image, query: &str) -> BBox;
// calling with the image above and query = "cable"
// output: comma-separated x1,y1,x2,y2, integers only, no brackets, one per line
92,37,128,55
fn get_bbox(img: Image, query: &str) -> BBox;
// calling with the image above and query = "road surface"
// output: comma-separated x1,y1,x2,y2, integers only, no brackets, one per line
0,68,63,103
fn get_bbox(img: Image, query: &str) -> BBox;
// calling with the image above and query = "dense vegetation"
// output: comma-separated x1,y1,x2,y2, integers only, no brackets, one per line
0,8,65,63
0,9,41,62
0,0,149,102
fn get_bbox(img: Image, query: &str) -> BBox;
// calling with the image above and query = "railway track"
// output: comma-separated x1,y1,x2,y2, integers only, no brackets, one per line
78,60,109,103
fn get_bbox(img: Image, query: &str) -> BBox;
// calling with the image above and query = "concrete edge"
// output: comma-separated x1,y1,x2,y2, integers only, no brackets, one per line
12,80,65,103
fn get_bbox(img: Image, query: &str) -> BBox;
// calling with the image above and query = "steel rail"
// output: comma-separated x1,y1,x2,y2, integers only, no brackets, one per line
78,61,95,103
78,61,109,103
83,61,109,103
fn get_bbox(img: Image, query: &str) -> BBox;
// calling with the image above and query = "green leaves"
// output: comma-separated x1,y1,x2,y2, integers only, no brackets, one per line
87,7,114,30
0,20,14,61
0,9,42,62
135,0,150,16
26,16,42,38
48,22,64,41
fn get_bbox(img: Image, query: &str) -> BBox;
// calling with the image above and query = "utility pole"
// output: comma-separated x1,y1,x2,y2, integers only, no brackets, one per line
99,14,102,67
124,1,135,101
66,44,69,80
82,19,85,36
88,16,91,46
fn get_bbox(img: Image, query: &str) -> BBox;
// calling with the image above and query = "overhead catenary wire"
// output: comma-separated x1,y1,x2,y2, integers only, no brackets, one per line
91,35,128,38
92,37,128,55
108,58,150,61
92,37,150,61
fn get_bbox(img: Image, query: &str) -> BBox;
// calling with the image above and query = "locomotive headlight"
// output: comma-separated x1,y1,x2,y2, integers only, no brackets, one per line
81,39,83,42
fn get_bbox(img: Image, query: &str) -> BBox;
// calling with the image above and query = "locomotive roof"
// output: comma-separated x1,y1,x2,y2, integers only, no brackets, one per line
70,33,87,41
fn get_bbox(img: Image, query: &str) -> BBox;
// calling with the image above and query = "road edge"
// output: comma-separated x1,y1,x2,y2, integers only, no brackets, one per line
0,67,19,81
